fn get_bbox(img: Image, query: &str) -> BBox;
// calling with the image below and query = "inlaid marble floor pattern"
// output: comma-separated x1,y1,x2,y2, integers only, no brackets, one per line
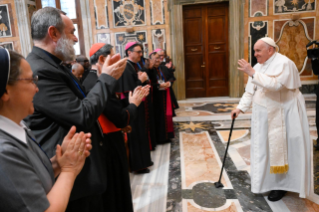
130,96,319,212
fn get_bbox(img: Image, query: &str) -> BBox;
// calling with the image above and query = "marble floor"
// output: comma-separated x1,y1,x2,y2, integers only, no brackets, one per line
130,95,319,212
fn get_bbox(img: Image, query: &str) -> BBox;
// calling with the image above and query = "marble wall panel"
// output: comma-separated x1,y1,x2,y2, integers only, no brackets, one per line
150,0,165,25
249,0,268,17
275,19,314,76
274,0,316,14
94,0,108,29
97,33,111,44
152,29,166,50
115,31,148,57
0,4,13,37
248,21,268,67
112,0,146,28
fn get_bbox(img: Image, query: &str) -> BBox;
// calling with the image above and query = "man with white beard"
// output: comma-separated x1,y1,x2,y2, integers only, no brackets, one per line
231,37,311,202
24,7,127,211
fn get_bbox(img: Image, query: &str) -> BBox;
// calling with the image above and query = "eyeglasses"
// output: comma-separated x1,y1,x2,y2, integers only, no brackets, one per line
132,51,143,54
16,75,38,85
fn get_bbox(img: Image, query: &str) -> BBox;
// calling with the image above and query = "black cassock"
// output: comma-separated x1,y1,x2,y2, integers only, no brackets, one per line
160,63,179,116
138,61,157,151
116,60,153,171
149,66,175,144
82,70,135,212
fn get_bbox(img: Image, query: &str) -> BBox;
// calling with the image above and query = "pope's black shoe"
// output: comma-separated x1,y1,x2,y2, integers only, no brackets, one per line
268,190,287,202
135,168,150,174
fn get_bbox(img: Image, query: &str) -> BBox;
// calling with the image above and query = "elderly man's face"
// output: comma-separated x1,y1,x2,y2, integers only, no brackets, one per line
72,65,84,80
62,15,78,45
253,40,274,64
55,15,79,61
157,51,165,62
152,53,161,67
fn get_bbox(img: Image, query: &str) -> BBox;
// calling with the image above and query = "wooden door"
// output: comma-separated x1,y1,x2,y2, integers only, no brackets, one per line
183,3,229,98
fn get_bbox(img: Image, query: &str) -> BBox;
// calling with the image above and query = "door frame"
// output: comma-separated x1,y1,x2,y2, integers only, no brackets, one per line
169,0,245,99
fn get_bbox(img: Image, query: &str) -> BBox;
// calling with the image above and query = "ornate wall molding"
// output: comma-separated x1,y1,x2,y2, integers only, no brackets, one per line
112,0,146,28
274,18,315,77
249,0,268,17
115,31,148,57
94,0,108,29
152,29,166,50
273,0,316,15
150,0,165,25
248,21,268,67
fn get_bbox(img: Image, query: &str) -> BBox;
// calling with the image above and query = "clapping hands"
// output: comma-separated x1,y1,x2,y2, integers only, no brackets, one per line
57,126,92,176
101,54,127,80
138,72,149,83
129,85,151,106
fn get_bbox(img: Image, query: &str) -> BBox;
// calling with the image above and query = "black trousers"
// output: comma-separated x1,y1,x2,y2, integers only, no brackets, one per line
66,194,104,212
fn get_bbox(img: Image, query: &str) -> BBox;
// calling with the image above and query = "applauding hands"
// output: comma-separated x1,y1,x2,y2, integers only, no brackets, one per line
129,85,151,107
101,54,127,80
159,81,171,89
55,126,92,177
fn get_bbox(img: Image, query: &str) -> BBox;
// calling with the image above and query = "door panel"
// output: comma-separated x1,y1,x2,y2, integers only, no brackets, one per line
207,6,225,16
184,19,202,44
183,8,202,18
183,6,205,98
183,2,229,98
207,17,225,43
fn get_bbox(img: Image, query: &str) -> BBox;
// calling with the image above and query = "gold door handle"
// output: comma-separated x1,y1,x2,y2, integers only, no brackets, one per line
214,47,221,49
201,65,205,67
191,48,198,51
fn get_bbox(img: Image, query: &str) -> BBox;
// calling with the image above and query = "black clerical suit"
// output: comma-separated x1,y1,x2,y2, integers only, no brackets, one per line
149,67,175,144
83,70,136,212
160,63,179,116
138,61,157,151
24,47,117,211
312,59,319,149
116,60,152,171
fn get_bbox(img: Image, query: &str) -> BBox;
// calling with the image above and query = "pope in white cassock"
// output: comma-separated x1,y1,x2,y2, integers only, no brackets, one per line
231,37,311,202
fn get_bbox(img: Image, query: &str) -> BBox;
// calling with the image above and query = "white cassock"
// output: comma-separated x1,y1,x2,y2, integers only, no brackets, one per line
237,52,311,198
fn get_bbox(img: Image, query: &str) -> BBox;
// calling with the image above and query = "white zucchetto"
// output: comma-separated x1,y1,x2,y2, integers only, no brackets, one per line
259,37,277,48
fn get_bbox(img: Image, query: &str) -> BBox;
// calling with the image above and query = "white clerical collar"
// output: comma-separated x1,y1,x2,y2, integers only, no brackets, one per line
0,115,27,144
262,52,277,66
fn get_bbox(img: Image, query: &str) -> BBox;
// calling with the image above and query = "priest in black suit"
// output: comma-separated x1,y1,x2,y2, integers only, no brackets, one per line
82,43,150,211
149,51,175,144
24,7,127,211
116,42,153,174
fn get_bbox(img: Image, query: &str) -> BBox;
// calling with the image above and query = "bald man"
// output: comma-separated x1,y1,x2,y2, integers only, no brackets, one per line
76,55,91,82
71,63,84,81
231,37,311,201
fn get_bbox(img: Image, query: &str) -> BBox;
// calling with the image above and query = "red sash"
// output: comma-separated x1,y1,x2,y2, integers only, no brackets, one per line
98,114,121,134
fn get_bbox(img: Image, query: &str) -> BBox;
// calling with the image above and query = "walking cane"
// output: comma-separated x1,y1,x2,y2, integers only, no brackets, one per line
214,113,236,188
